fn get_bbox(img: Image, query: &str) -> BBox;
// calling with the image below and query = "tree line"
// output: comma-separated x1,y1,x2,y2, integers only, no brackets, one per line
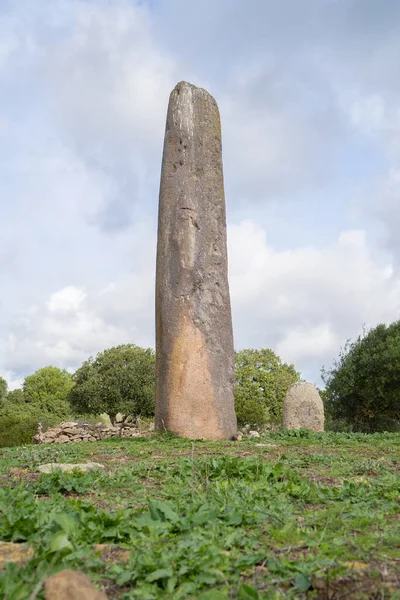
1,318,399,446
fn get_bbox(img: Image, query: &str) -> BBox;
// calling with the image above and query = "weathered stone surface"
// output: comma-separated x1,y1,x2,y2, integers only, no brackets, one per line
248,430,260,438
0,543,129,570
37,462,105,474
0,542,34,568
98,413,113,426
283,382,325,431
155,81,237,440
62,428,80,435
44,570,108,600
44,430,58,438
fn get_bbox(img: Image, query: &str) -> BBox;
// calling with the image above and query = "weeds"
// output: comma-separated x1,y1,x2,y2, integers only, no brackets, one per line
0,431,399,599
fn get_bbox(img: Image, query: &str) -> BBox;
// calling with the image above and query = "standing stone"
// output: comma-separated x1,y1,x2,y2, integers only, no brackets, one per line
155,81,237,440
283,382,325,432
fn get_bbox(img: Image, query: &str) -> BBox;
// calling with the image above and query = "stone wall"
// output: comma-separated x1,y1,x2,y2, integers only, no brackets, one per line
33,421,153,444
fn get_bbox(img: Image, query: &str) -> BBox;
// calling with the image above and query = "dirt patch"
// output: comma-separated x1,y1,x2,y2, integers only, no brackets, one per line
312,563,400,599
94,544,130,563
306,474,342,487
7,469,40,484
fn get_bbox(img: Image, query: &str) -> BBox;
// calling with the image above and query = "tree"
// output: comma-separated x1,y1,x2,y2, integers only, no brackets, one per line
0,377,7,400
4,389,24,405
322,321,400,431
234,348,300,427
68,344,156,422
22,366,73,420
0,371,72,447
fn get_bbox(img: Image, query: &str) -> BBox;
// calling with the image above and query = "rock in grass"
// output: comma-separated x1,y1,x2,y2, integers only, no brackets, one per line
0,542,34,568
248,430,260,438
44,570,108,600
37,462,105,474
283,381,325,432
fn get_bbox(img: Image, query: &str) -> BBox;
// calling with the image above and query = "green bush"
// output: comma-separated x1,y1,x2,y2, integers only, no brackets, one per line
234,348,300,427
23,366,73,420
0,370,72,447
0,415,38,448
0,377,7,402
68,344,156,423
322,321,400,432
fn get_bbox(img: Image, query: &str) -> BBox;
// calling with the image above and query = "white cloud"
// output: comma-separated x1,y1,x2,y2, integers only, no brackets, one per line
228,220,400,383
4,218,400,388
47,286,86,313
276,324,339,364
0,370,23,393
3,271,154,377
218,59,341,202
38,0,176,148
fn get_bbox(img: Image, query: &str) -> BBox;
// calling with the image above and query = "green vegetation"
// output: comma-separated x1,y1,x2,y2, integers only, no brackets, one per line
2,315,400,450
0,367,73,448
322,321,400,432
68,344,156,423
0,376,7,401
234,349,299,427
0,431,398,599
23,366,73,420
0,415,38,449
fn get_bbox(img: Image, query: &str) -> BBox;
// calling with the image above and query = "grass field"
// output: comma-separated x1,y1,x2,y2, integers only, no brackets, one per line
0,430,399,599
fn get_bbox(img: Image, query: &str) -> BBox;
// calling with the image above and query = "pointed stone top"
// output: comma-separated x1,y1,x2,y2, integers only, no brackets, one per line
171,81,218,105
173,80,207,93
174,80,197,91
167,81,220,139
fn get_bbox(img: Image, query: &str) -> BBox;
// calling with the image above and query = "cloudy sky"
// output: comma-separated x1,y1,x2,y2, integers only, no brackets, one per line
1,0,400,389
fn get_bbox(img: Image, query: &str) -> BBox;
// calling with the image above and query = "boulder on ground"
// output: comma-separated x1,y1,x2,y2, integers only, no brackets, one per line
44,569,108,600
98,413,113,427
37,462,105,474
283,382,324,432
248,430,260,438
0,542,34,568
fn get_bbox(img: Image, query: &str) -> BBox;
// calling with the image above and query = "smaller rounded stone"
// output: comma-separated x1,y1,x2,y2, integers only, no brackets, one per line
283,382,325,432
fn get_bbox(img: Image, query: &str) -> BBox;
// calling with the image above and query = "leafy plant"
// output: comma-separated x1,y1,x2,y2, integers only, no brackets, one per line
68,344,156,422
34,470,105,495
0,369,73,447
0,431,399,598
234,348,300,426
23,366,74,420
322,321,400,431
0,376,7,402
0,415,38,448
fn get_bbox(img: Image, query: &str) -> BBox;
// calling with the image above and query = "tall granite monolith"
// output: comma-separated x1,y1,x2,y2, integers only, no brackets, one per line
155,81,237,440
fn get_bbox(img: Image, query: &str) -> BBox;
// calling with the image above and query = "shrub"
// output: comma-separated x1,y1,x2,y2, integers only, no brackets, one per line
23,366,73,421
322,321,400,432
0,377,7,402
0,415,38,448
234,348,300,427
68,344,156,423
